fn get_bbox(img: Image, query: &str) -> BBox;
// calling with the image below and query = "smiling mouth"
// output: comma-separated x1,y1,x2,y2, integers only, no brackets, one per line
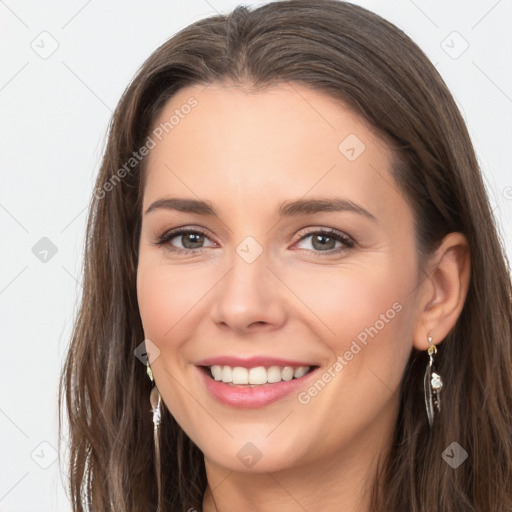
199,364,318,386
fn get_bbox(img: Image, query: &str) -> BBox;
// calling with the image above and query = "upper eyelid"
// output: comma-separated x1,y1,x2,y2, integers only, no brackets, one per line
295,226,353,242
159,226,216,243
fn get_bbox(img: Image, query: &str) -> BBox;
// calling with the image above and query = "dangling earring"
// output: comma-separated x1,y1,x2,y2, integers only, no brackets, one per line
424,333,443,428
146,361,163,511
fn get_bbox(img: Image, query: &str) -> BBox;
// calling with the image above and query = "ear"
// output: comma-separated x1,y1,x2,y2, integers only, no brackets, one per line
413,232,471,350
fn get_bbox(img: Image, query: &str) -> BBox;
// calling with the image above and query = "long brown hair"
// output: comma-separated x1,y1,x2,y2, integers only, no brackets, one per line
59,1,512,510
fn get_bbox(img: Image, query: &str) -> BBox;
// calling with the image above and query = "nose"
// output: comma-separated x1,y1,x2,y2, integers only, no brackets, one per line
210,247,287,335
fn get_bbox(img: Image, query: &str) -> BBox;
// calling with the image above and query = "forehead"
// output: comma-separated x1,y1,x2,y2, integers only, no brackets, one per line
142,82,404,223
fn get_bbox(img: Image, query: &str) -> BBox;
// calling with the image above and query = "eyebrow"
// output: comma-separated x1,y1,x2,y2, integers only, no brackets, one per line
144,197,376,221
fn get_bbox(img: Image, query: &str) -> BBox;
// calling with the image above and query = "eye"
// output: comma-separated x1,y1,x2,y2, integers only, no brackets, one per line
294,228,355,255
152,227,216,254
152,226,355,256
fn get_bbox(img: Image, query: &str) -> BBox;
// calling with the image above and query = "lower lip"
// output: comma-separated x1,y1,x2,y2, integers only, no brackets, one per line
197,366,319,408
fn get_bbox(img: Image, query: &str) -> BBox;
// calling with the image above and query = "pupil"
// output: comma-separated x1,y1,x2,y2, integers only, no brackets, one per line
183,233,204,249
313,234,334,250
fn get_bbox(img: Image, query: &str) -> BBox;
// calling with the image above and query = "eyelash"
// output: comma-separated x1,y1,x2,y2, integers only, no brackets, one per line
152,226,355,257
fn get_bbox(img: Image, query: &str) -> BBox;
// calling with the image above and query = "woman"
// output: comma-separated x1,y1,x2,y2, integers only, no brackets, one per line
59,1,512,511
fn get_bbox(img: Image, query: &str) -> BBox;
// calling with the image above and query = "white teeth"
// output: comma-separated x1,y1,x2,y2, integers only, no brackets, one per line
232,367,249,384
281,366,294,381
248,366,267,385
211,365,222,381
221,366,232,383
294,366,309,378
267,366,282,383
209,365,312,385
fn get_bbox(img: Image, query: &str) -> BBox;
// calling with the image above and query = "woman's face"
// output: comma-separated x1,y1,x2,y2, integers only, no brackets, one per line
137,82,422,474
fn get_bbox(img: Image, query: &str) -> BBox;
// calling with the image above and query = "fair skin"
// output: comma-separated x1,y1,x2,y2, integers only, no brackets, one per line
136,82,470,512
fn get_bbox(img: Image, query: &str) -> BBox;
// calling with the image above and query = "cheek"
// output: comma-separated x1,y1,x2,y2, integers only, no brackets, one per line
278,258,414,351
276,255,418,417
287,265,415,455
137,265,175,342
136,259,209,343
136,262,202,423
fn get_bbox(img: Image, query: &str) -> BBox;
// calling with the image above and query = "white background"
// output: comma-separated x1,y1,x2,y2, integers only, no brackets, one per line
1,1,511,510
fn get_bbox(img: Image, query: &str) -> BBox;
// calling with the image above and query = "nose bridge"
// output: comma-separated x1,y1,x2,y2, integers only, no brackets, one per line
211,236,285,331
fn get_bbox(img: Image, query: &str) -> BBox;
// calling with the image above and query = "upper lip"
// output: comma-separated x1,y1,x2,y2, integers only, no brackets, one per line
195,356,317,368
